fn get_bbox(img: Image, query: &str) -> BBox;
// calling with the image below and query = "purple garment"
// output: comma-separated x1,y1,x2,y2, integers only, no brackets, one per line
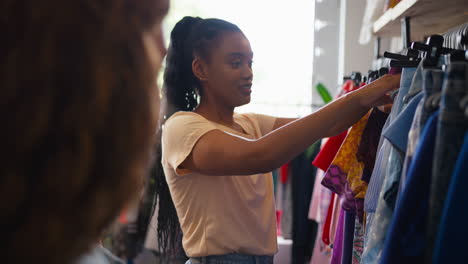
322,165,351,210
331,208,345,264
322,165,363,219
389,67,402,75
323,165,347,195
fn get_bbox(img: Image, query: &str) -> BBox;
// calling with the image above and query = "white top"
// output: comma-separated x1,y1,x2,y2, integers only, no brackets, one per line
161,111,278,257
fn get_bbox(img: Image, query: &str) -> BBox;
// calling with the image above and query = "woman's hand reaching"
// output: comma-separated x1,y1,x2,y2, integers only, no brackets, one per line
178,73,402,176
377,103,393,113
354,73,401,109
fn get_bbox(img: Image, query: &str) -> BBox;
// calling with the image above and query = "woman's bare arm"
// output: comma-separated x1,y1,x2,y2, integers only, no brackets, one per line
180,74,400,176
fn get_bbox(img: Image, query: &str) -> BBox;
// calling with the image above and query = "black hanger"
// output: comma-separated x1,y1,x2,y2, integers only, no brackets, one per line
384,48,420,61
367,70,378,83
365,68,388,83
412,42,457,55
389,60,420,68
385,48,421,68
445,49,468,63
378,67,389,76
343,72,362,87
457,33,468,47
351,72,362,86
410,35,447,68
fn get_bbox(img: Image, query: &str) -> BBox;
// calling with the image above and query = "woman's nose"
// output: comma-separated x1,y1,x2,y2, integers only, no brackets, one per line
242,65,253,80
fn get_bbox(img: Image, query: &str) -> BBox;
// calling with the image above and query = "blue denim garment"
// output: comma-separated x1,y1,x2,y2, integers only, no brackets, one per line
394,66,422,115
186,253,274,264
361,148,404,264
382,92,424,209
379,111,440,264
361,66,420,264
362,139,391,250
364,66,419,214
383,92,425,153
433,131,468,264
402,57,445,106
363,137,390,214
419,69,444,126
399,68,443,195
426,61,468,262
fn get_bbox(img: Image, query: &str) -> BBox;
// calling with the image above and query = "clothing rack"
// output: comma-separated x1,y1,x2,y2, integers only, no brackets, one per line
401,16,411,49
373,7,467,70
400,20,468,50
443,22,468,50
372,0,468,41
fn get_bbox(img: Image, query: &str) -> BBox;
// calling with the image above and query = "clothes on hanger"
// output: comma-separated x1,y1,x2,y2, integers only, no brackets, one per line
357,108,389,183
380,109,440,264
305,22,468,264
309,43,467,263
432,131,468,263
361,66,419,264
364,52,468,263
426,61,468,262
309,71,390,264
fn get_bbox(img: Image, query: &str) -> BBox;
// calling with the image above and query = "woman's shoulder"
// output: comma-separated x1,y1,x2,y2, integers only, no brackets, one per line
233,112,255,121
234,112,268,125
166,111,203,121
164,111,208,127
166,111,257,123
162,111,215,139
234,112,277,136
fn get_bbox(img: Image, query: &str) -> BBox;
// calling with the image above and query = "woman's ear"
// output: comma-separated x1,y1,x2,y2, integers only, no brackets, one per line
192,57,208,81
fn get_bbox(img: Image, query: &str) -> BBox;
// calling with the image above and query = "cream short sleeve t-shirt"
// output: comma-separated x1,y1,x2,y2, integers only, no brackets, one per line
161,111,278,257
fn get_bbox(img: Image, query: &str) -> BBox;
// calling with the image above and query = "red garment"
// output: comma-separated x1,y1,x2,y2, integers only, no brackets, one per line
312,131,348,172
280,162,290,183
276,210,282,236
322,192,336,245
341,80,358,95
313,79,362,172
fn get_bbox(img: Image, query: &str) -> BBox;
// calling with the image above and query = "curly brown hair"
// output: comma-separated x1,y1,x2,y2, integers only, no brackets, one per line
0,0,168,263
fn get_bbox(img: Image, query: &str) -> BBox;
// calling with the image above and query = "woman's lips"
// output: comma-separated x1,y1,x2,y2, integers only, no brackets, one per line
240,84,252,95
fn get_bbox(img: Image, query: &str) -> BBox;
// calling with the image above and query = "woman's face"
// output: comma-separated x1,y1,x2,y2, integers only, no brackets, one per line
203,31,254,108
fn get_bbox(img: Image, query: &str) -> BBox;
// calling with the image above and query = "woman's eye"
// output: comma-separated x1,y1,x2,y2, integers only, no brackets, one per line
231,61,241,68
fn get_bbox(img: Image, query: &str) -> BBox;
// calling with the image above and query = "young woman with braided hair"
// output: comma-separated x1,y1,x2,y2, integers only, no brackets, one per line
154,16,400,264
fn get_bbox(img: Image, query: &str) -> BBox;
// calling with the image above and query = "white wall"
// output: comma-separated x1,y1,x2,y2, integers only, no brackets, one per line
163,0,315,118
312,0,391,102
338,0,375,84
311,0,341,103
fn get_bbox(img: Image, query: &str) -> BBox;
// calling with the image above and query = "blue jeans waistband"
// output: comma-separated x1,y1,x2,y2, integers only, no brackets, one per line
188,253,274,264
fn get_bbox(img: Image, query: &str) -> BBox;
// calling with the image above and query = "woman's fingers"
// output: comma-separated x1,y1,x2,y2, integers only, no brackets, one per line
371,73,401,106
378,103,393,113
353,73,401,109
372,94,393,106
377,73,401,92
